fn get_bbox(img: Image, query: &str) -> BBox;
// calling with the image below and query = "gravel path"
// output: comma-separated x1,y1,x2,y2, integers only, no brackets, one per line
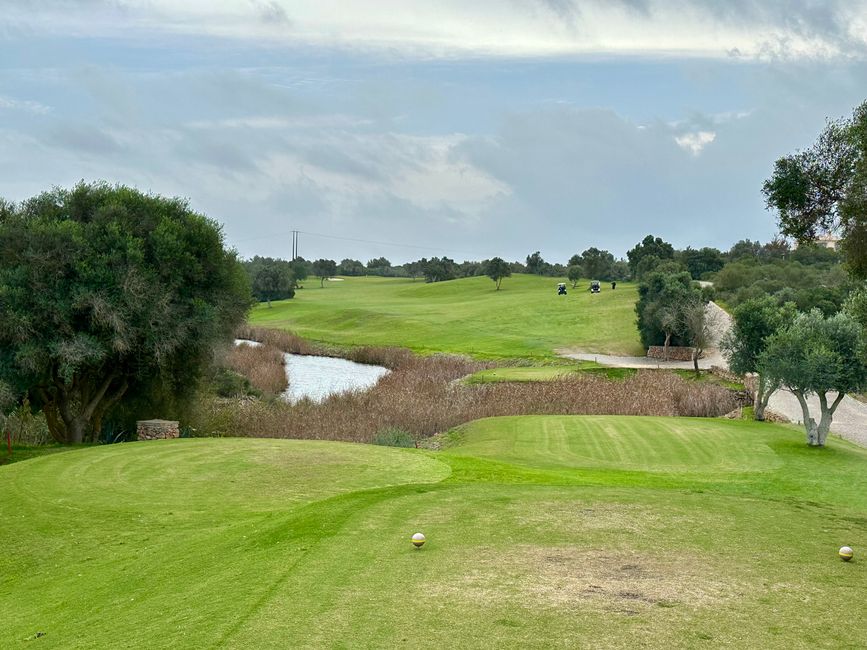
766,391,867,447
559,301,867,448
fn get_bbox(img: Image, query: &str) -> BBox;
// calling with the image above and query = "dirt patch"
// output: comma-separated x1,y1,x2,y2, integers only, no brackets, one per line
509,502,675,536
428,545,745,614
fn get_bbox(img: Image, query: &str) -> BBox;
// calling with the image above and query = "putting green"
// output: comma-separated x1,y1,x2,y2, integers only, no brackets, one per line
2,417,867,648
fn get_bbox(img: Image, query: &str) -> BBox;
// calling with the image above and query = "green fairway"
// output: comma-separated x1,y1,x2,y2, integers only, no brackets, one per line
2,417,867,648
248,274,644,358
464,362,636,383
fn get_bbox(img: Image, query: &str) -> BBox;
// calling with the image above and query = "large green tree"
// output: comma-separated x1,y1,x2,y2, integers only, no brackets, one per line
627,234,675,277
760,310,867,446
678,246,725,280
484,257,511,290
525,251,545,275
722,297,797,420
312,259,337,287
250,260,295,307
0,182,252,443
635,271,701,356
420,257,456,283
579,247,616,281
763,100,867,277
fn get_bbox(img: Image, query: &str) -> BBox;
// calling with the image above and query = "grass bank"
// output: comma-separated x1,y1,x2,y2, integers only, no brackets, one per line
248,274,643,359
2,416,865,648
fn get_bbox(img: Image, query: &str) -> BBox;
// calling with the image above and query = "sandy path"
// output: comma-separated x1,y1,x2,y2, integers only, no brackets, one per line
766,391,867,447
559,301,867,447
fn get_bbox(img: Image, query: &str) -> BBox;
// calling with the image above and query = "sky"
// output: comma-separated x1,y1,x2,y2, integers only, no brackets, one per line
2,1,867,264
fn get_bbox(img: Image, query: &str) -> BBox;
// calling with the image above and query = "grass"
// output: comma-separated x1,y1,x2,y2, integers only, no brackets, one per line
464,361,636,384
248,274,644,359
0,444,73,465
2,416,866,648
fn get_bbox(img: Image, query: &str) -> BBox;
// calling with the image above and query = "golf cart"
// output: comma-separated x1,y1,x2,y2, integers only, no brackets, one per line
590,281,601,294
557,282,567,295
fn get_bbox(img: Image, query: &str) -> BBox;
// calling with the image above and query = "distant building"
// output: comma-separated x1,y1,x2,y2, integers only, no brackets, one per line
816,234,841,250
791,234,841,251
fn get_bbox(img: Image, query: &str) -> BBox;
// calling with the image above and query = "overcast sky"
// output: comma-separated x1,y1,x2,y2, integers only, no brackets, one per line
2,1,866,263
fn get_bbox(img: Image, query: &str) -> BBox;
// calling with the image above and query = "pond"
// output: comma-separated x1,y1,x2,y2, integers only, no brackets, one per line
235,340,390,403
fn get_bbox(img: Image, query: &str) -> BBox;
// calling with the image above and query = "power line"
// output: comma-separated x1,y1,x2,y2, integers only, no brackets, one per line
234,228,491,259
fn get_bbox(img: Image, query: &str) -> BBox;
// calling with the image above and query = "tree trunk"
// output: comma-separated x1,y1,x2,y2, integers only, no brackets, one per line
40,398,67,444
816,392,846,447
793,390,820,446
496,278,501,290
754,377,766,420
40,372,126,444
692,348,700,377
753,374,778,421
663,332,672,361
267,298,272,308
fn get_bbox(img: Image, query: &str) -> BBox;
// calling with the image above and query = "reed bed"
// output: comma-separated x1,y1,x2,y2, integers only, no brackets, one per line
225,343,287,398
191,351,742,443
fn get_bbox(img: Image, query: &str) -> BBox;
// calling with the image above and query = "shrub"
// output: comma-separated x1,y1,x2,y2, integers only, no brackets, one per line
211,368,260,399
372,427,416,448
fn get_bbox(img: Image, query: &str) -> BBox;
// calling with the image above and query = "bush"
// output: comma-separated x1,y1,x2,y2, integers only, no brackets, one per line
1,399,52,446
372,427,416,448
211,368,260,399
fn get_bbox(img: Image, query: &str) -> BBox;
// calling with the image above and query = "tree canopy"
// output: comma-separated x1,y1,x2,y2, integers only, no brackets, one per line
0,182,252,443
635,270,701,352
578,247,616,281
241,255,295,307
760,310,867,446
312,259,337,287
525,251,545,275
484,257,511,290
722,296,796,420
763,99,867,277
627,234,675,276
244,256,295,305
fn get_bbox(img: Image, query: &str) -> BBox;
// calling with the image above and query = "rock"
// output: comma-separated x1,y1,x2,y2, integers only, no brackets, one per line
136,419,180,441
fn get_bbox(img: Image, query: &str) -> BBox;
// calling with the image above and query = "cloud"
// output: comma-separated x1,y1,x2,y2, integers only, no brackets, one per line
675,131,716,155
2,1,866,60
0,95,51,114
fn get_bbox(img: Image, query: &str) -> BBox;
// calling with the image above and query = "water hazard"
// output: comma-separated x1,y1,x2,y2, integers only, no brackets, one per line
235,340,390,403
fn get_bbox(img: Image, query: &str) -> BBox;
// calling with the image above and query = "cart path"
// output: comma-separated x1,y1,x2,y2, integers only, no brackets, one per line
559,302,867,448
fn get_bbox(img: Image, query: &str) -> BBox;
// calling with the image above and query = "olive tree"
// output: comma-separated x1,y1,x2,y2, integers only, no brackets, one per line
760,310,867,446
681,300,716,377
0,182,252,444
722,297,797,420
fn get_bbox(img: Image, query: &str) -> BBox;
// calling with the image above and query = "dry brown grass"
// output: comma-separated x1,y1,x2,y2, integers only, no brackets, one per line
236,325,317,356
428,545,742,613
237,325,415,370
225,343,287,398
191,347,741,442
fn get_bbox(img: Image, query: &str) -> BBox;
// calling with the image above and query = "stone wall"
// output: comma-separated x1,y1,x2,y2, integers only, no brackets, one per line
646,346,695,361
136,419,180,441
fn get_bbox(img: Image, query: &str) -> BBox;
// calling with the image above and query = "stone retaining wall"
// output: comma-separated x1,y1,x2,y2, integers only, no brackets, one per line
136,419,180,441
647,346,695,361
